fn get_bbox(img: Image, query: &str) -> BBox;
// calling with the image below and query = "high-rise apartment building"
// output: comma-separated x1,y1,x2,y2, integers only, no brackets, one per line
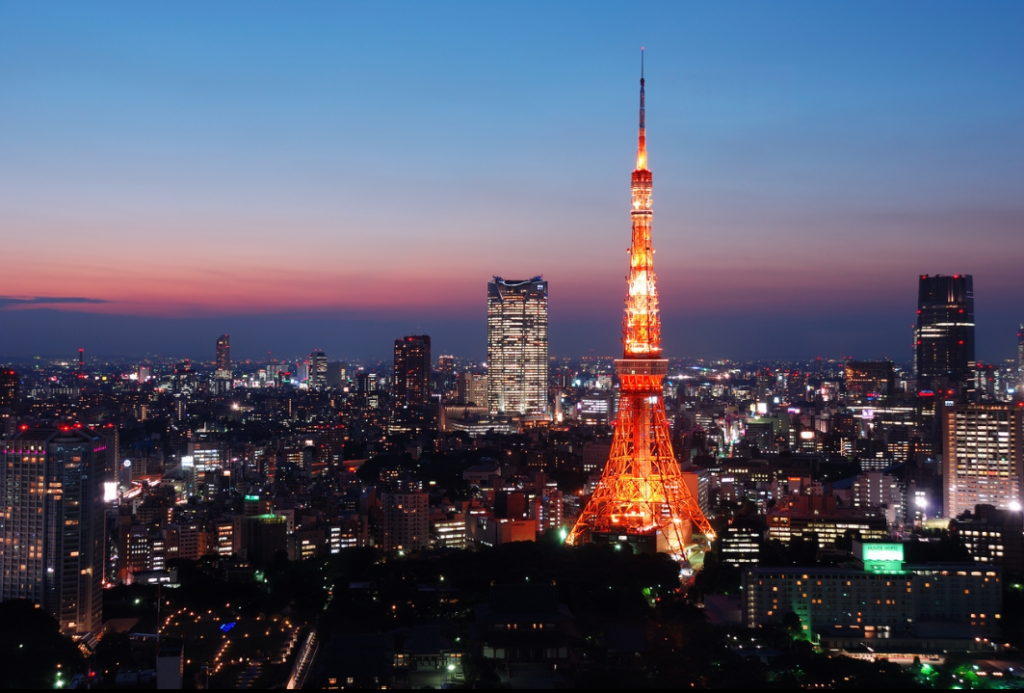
915,274,975,395
379,492,429,553
215,334,231,374
393,335,431,405
0,427,104,633
309,351,328,391
943,402,1023,519
486,277,548,417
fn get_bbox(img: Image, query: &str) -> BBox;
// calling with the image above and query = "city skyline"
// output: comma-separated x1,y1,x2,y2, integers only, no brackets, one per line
1,2,1023,362
3,9,1024,683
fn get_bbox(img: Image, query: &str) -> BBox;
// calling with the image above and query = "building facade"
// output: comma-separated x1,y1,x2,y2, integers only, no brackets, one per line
950,504,1024,574
915,274,975,395
309,351,328,391
393,335,432,405
215,334,231,374
744,544,1002,638
844,361,895,399
942,402,1023,519
1018,323,1024,383
0,369,18,409
0,428,105,633
380,492,429,553
486,277,548,417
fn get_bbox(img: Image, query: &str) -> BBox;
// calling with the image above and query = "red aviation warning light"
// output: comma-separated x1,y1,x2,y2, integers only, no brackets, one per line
568,53,714,563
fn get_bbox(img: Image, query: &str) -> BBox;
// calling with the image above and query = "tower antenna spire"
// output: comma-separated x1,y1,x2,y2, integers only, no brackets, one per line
567,51,714,561
639,47,645,131
636,48,647,170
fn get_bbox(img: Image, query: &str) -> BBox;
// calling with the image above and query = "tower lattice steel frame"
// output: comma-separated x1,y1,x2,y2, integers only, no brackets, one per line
568,52,714,558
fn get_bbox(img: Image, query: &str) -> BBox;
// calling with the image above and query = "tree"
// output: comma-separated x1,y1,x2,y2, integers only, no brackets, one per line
0,600,84,688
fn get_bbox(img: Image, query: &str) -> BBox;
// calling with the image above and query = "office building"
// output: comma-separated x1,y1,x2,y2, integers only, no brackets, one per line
943,402,1023,519
456,372,487,406
766,495,888,548
394,335,432,405
0,427,104,633
719,516,764,565
915,274,975,395
950,504,1024,574
486,277,549,417
326,362,347,390
844,361,895,399
309,351,328,391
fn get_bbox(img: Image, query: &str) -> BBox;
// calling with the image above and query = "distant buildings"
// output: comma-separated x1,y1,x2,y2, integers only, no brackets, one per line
486,277,548,418
0,427,104,633
942,401,1023,518
393,336,431,405
915,274,975,395
844,360,895,399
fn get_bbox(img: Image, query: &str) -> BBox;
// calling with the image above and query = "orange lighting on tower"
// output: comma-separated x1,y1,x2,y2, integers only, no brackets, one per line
568,52,714,561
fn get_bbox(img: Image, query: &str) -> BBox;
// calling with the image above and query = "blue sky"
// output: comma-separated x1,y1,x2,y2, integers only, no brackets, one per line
1,1,1022,362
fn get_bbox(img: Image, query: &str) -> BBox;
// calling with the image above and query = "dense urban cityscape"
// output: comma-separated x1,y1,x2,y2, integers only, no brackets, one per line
4,3,1024,690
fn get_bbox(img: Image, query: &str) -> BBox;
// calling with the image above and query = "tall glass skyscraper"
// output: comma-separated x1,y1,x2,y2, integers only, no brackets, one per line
486,277,548,417
0,427,105,633
915,274,975,395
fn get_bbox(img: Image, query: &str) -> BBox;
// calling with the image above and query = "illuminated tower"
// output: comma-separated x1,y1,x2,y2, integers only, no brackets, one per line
568,53,713,559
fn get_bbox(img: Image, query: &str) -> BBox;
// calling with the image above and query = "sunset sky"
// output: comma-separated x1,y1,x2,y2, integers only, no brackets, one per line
2,1,1023,362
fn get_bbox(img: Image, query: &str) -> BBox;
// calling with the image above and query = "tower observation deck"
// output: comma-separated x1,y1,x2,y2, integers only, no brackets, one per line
567,52,714,561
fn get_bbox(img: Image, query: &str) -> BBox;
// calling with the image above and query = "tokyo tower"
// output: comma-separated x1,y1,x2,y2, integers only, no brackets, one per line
567,52,714,559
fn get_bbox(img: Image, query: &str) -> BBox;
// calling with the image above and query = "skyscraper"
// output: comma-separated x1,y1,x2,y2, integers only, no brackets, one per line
0,427,104,633
216,334,231,373
486,277,548,417
568,54,712,558
394,336,431,405
943,402,1023,518
1017,323,1023,382
309,351,328,391
915,274,975,395
0,369,17,408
